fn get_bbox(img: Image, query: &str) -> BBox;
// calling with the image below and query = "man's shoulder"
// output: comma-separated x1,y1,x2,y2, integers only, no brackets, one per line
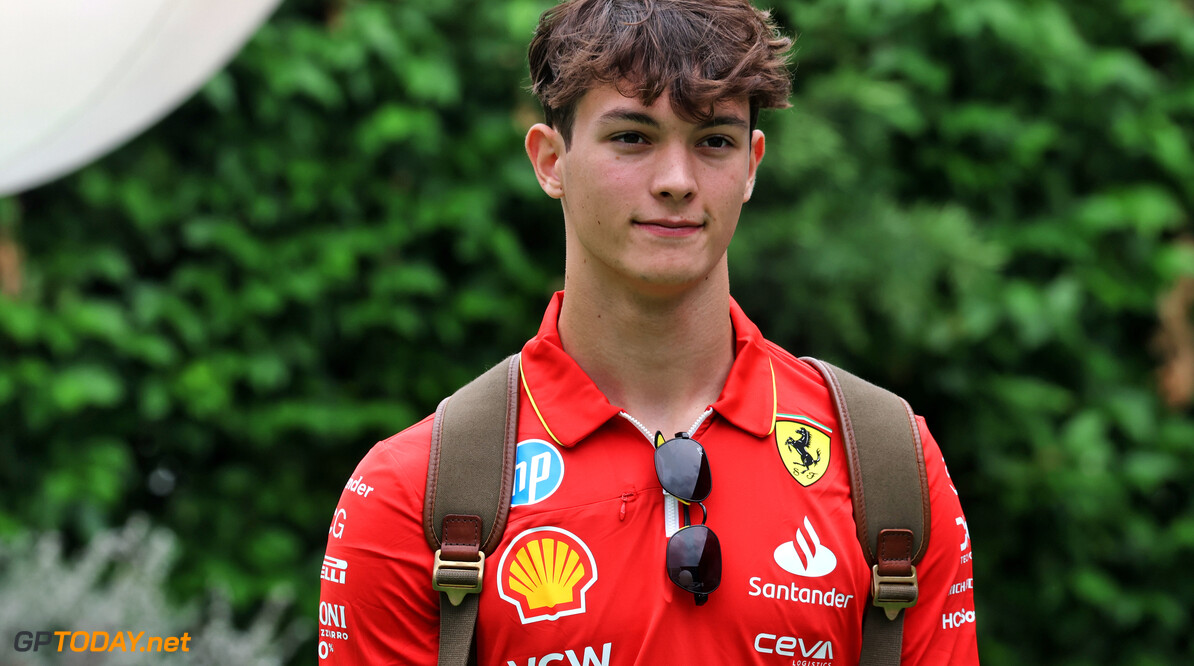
374,412,436,458
759,338,830,389
342,413,437,500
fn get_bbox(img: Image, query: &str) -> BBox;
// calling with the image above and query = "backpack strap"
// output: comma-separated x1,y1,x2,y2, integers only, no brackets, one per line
424,354,521,666
801,358,931,666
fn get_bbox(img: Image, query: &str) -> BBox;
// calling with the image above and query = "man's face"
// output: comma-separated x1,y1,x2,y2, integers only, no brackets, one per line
527,83,765,296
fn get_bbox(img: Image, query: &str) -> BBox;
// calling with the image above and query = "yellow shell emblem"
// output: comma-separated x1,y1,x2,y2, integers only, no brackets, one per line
498,527,598,624
507,537,586,609
775,417,832,487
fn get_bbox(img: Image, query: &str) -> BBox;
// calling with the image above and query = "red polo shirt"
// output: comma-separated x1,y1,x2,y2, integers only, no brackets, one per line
319,292,979,665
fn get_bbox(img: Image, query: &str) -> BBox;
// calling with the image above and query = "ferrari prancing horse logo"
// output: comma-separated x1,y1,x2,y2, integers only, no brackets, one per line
775,418,831,487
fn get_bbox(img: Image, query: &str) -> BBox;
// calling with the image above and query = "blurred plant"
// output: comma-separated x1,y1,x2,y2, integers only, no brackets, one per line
1,0,1193,663
0,516,307,665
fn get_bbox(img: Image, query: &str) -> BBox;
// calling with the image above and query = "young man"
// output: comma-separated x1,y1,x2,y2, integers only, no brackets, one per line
319,0,979,663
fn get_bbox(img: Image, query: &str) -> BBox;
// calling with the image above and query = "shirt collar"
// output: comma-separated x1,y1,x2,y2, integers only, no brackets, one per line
519,291,777,448
715,299,779,438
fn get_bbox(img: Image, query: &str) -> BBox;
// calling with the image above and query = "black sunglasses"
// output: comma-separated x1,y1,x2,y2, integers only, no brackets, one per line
654,431,721,605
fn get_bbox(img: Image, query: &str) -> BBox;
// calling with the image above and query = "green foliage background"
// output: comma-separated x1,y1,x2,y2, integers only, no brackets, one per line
2,0,1193,662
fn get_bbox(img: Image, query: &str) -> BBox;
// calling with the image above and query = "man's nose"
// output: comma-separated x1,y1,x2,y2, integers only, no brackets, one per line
652,143,697,203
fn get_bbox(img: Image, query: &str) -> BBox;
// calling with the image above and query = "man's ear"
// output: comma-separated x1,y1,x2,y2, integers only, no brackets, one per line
526,123,565,199
743,129,766,203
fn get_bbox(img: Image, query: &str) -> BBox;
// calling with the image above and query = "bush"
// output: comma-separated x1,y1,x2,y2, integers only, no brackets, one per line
1,0,1192,663
0,516,305,664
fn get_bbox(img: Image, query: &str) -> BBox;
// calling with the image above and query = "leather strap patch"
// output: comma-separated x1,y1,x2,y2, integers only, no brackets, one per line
876,528,913,576
441,514,482,562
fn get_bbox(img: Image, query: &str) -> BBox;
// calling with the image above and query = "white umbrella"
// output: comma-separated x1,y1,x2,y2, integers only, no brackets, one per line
0,0,282,196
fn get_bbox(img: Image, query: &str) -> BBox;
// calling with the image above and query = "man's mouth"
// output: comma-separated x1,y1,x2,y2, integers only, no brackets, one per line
633,218,704,236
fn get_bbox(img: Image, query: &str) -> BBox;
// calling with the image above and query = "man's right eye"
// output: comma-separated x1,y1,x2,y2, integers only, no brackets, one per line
612,132,647,145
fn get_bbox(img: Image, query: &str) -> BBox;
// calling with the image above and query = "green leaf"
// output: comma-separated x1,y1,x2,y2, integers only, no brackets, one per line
50,365,124,412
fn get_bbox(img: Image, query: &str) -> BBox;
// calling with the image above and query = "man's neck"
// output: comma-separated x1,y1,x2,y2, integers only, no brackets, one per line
557,267,736,439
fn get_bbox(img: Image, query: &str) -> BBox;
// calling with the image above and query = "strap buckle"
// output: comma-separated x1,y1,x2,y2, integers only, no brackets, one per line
432,550,485,606
871,564,918,620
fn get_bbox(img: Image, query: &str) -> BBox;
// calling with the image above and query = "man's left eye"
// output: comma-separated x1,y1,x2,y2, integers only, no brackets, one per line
701,136,732,149
613,133,646,145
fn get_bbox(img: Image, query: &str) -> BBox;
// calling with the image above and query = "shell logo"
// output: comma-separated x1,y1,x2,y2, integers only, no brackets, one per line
497,527,598,624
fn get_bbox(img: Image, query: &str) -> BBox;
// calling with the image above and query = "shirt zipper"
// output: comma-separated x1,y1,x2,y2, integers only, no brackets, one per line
619,492,636,521
618,407,714,537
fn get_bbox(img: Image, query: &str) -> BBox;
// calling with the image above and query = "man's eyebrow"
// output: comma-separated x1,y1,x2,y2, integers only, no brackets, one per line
696,115,749,131
596,109,660,128
595,109,748,132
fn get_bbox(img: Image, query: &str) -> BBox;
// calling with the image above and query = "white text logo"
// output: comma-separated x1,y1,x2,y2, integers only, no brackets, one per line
344,475,375,499
319,602,347,629
942,607,976,629
949,578,974,596
754,632,834,660
773,516,836,578
748,577,853,608
319,602,348,640
957,517,972,564
506,642,611,666
329,508,347,539
321,555,347,584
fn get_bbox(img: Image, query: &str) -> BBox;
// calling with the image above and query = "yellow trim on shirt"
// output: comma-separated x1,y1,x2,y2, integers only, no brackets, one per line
519,355,563,447
768,358,778,436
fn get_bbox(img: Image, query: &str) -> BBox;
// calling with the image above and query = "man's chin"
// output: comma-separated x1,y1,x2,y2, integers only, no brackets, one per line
623,267,724,299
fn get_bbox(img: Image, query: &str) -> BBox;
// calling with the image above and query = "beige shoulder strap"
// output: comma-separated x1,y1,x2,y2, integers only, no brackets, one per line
424,354,520,666
802,357,931,666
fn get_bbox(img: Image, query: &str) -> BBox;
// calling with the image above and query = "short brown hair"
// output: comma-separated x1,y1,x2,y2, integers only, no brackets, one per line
528,0,793,144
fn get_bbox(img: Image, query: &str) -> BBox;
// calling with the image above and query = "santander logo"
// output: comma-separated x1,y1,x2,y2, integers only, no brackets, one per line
773,516,837,578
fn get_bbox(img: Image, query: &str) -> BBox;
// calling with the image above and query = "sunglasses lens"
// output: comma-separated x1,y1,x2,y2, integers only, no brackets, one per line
654,437,712,502
667,525,721,594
